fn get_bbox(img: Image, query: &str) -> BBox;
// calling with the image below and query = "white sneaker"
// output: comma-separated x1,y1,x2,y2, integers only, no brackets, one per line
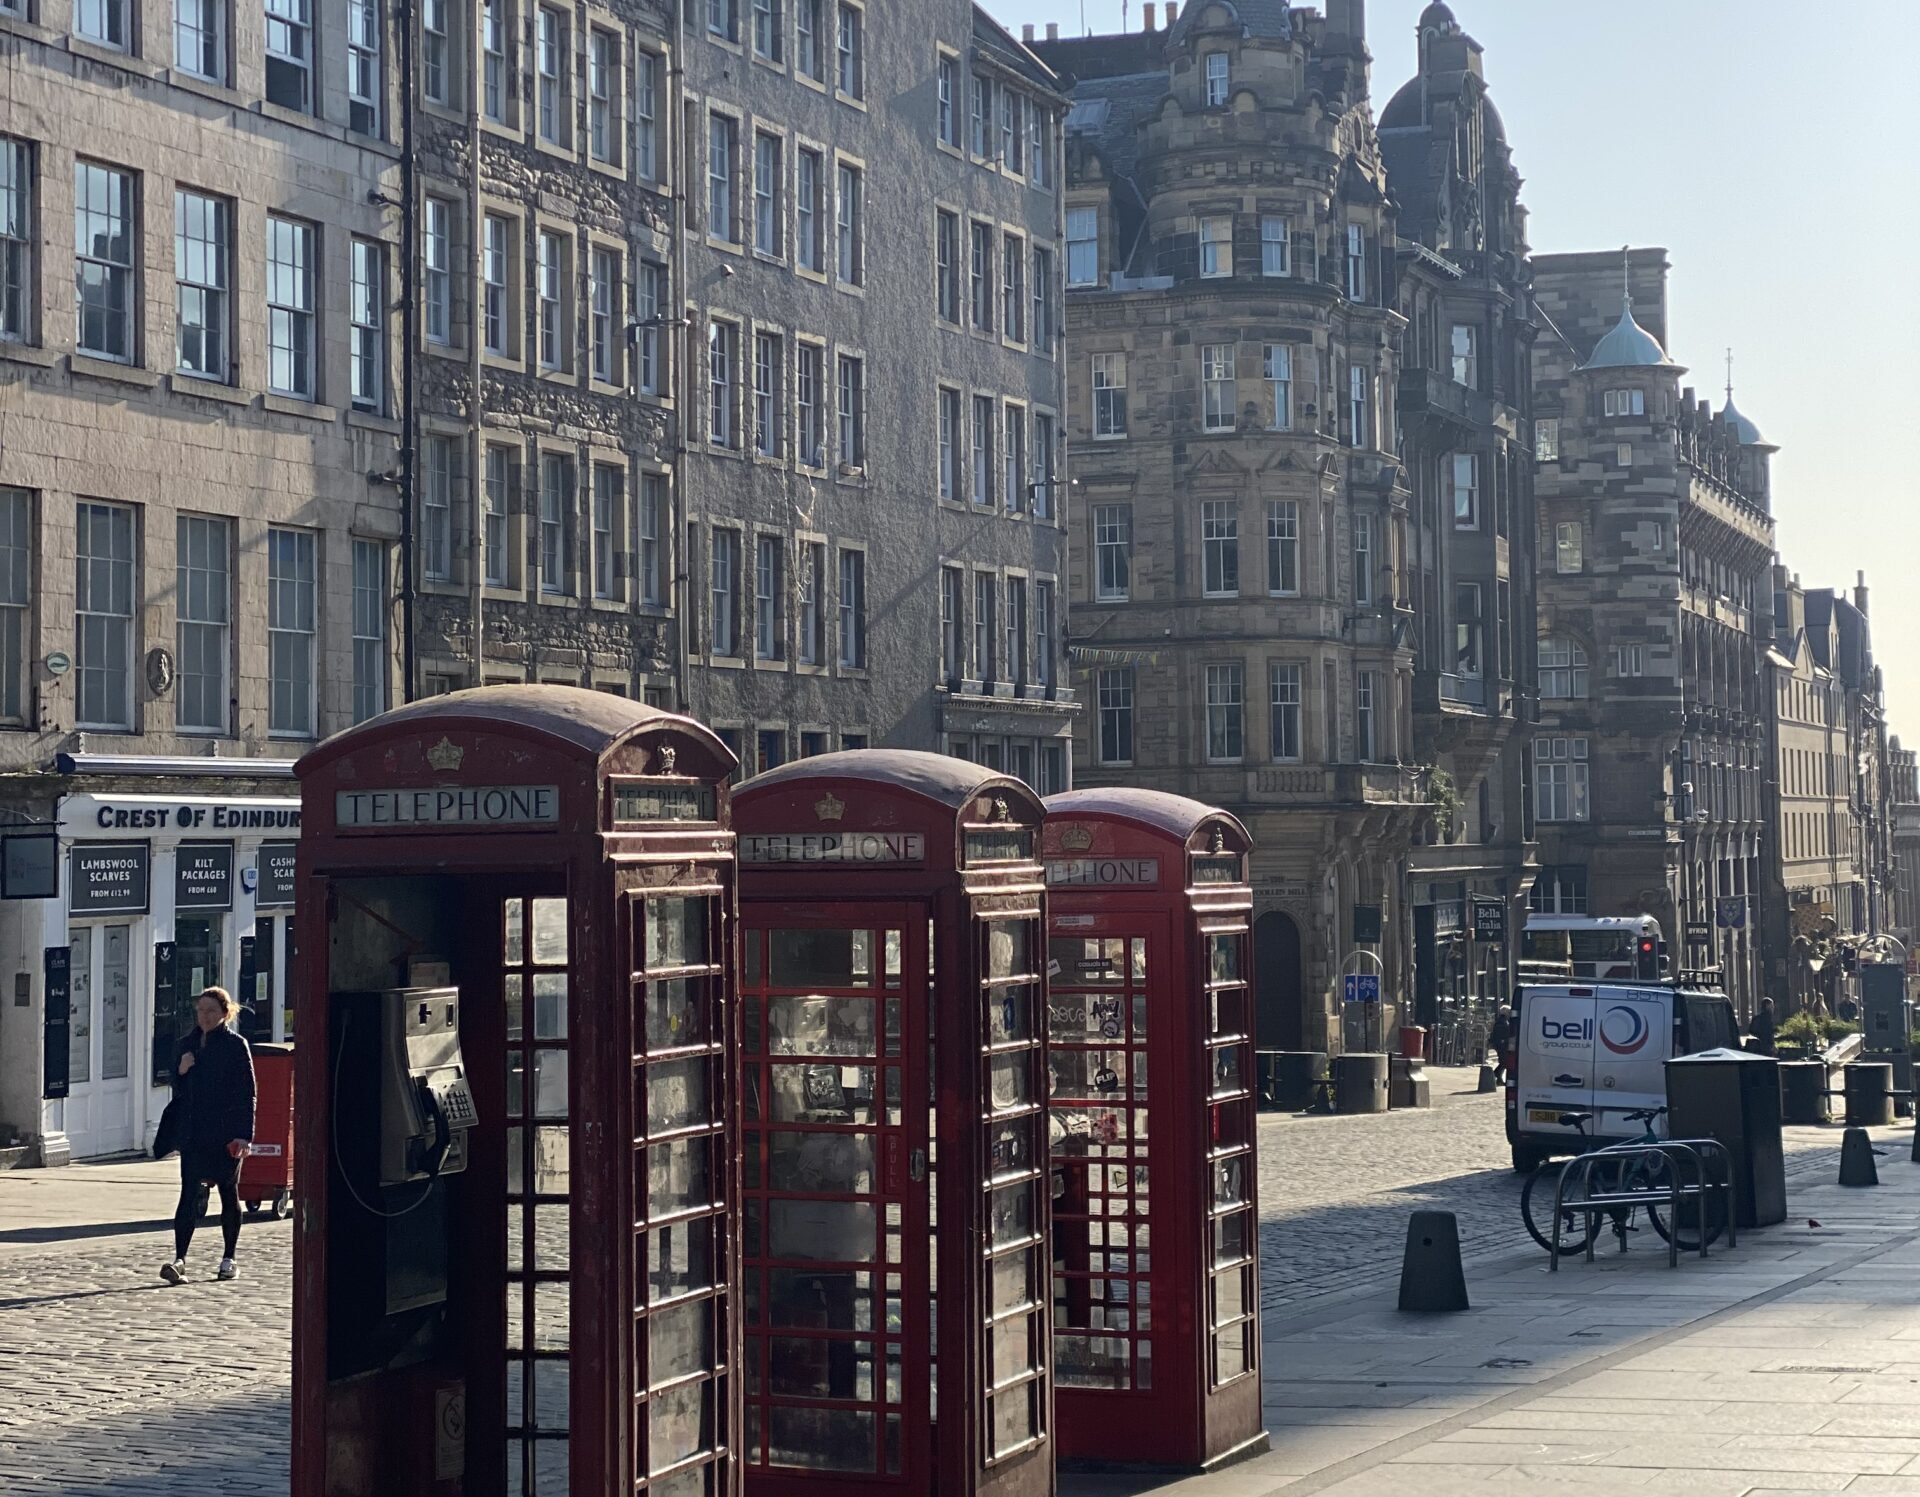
160,1259,186,1285
216,1258,238,1281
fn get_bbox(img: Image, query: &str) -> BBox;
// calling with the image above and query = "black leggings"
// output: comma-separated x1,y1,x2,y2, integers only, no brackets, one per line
174,1166,241,1261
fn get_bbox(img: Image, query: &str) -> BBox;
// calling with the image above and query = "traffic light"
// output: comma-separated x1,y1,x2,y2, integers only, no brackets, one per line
1636,935,1660,980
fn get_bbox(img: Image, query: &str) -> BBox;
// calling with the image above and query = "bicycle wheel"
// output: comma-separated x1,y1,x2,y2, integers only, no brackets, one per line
1643,1154,1729,1251
1521,1159,1600,1255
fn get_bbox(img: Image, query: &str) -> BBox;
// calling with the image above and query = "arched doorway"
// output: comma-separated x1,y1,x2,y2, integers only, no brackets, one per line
1255,911,1305,1050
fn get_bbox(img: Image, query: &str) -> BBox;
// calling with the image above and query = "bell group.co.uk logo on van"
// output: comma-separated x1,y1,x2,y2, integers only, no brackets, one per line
1598,1005,1651,1056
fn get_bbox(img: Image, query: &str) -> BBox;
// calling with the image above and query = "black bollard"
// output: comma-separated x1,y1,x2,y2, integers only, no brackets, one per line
1840,1127,1880,1187
1398,1210,1470,1312
1477,1065,1498,1094
1910,1122,1920,1165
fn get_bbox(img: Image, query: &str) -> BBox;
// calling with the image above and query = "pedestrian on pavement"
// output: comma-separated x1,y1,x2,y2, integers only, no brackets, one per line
160,987,256,1285
1749,996,1778,1057
1487,1006,1514,1084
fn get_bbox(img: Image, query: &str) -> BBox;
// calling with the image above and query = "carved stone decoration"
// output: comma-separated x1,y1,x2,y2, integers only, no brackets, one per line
145,647,175,698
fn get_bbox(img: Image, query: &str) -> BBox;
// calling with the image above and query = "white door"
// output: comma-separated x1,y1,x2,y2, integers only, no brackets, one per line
65,924,138,1158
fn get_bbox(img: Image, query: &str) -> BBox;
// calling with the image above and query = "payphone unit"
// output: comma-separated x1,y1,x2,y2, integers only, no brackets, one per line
376,987,477,1184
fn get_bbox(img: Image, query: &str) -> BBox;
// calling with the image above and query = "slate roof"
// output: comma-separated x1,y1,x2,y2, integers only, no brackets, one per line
1168,0,1292,44
1065,69,1170,183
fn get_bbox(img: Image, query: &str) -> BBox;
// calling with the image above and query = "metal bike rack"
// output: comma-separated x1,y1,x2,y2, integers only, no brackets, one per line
1547,1137,1737,1273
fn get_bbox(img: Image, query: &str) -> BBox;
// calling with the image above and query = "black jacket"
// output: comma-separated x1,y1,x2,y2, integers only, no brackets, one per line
172,1024,257,1148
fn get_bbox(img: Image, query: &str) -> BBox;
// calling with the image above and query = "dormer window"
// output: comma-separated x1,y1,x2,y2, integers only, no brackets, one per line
1603,388,1646,417
1204,52,1229,108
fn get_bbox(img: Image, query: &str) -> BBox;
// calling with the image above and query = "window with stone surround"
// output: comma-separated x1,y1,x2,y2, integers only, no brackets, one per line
1097,667,1134,764
1535,738,1590,823
1092,352,1127,439
1206,663,1244,763
1200,215,1232,279
1202,500,1239,597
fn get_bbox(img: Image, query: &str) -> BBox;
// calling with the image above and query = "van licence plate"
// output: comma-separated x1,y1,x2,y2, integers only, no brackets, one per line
1527,1108,1562,1123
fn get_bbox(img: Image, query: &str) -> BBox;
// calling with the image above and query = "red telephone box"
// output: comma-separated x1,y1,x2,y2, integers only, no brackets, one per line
1040,789,1264,1472
290,686,743,1497
731,753,1054,1497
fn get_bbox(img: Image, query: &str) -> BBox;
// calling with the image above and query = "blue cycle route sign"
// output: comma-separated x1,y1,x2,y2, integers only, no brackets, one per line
1342,973,1382,1003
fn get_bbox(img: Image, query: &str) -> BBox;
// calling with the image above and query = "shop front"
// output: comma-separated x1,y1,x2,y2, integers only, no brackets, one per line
24,789,301,1164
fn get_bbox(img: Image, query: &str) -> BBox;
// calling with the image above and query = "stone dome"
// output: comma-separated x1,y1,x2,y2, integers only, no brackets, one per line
1419,1,1458,31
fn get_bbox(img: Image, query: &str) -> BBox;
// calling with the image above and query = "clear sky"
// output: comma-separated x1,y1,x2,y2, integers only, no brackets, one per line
988,0,1920,740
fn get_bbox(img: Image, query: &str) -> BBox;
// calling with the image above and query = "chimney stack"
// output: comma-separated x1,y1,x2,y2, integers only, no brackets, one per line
1022,22,1033,40
1327,0,1364,37
1046,21,1058,39
1166,2,1179,25
1857,571,1871,617
1143,3,1156,30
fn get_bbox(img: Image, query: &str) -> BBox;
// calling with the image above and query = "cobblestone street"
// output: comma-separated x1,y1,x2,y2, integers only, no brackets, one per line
0,1080,1860,1495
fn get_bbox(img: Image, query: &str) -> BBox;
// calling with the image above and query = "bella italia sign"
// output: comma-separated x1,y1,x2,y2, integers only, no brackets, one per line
336,786,561,829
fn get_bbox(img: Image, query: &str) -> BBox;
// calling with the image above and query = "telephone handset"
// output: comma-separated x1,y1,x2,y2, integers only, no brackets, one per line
378,987,479,1186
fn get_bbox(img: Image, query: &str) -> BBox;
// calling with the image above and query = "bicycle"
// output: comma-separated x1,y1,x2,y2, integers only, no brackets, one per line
1519,1107,1728,1256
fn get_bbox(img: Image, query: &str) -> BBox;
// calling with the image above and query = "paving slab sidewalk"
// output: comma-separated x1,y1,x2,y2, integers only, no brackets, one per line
1065,1120,1920,1497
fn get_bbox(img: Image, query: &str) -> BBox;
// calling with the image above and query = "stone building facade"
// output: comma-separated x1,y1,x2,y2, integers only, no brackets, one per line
407,0,679,700
1531,249,1776,1016
1379,1,1537,1028
0,0,406,1158
1889,740,1920,957
676,3,1074,776
1040,0,1499,1054
1762,571,1884,1008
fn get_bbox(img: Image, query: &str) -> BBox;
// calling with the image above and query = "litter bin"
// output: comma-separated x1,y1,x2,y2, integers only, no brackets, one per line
1778,1060,1829,1125
1333,1052,1389,1115
1844,1061,1896,1127
239,1042,293,1219
1398,1026,1428,1061
1259,1050,1327,1111
1666,1047,1786,1228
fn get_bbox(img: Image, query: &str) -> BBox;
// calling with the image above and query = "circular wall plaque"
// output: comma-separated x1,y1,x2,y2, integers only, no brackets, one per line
44,651,71,676
146,647,176,697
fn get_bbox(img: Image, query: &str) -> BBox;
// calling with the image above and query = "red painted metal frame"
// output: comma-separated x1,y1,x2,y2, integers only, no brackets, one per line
1040,789,1266,1473
732,751,1055,1497
289,686,743,1497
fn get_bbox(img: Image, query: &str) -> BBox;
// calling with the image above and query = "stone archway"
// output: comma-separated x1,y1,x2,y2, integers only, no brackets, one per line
1255,910,1306,1051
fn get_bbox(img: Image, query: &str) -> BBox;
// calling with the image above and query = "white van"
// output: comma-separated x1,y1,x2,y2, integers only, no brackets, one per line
1504,980,1738,1172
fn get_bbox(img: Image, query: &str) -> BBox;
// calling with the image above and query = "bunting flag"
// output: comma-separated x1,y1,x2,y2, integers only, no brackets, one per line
1068,645,1164,667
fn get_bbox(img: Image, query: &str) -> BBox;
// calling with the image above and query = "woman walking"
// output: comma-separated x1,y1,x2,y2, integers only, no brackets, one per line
160,986,256,1285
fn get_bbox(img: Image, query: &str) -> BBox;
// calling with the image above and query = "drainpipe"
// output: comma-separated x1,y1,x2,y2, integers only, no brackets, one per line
467,0,486,687
397,0,419,700
672,0,693,713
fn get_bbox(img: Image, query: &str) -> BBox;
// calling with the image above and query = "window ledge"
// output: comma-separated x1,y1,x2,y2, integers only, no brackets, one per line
166,68,242,107
346,409,401,435
0,342,58,368
753,658,788,673
533,138,580,166
71,355,159,388
263,393,336,421
168,373,249,404
706,656,747,671
481,352,526,374
589,598,630,614
587,157,628,183
67,34,150,73
536,367,581,389
425,341,468,363
481,585,526,604
535,591,580,608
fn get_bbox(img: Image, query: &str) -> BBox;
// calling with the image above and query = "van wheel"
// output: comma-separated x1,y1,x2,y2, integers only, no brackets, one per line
1512,1143,1548,1175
